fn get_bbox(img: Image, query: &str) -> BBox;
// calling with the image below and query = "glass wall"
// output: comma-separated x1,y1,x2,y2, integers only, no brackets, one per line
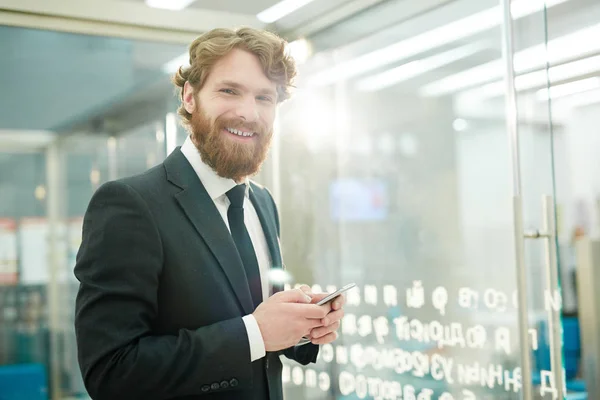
0,25,186,399
274,0,600,399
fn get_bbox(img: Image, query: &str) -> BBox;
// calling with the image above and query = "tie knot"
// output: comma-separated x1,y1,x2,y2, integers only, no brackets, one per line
226,184,246,208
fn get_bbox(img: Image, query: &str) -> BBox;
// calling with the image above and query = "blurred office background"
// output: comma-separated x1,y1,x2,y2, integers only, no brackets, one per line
1,0,600,399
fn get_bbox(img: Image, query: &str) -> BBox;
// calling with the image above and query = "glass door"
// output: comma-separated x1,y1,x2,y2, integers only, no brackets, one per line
504,0,600,398
502,0,565,396
271,0,600,398
273,0,577,399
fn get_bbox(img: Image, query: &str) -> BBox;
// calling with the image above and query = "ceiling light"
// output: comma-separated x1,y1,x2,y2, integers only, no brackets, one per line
554,88,600,110
458,55,600,100
145,0,196,10
307,0,569,87
421,22,600,96
356,42,485,92
536,77,600,101
257,0,317,23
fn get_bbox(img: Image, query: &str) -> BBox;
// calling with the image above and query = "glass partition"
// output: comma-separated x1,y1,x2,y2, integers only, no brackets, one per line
0,24,186,399
273,0,595,398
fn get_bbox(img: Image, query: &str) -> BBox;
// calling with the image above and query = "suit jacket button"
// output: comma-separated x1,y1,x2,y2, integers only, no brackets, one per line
229,378,239,387
211,382,220,391
220,380,229,389
201,385,210,392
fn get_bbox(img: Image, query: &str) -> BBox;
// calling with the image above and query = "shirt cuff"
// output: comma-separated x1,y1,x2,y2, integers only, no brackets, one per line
242,314,266,362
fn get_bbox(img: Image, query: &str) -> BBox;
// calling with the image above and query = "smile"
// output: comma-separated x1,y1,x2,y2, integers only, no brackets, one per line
225,127,255,137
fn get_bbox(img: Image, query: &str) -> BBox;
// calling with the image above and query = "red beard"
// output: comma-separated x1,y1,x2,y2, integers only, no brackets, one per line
190,105,273,182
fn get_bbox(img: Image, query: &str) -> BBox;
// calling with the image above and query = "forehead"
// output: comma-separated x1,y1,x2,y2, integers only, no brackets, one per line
206,48,276,92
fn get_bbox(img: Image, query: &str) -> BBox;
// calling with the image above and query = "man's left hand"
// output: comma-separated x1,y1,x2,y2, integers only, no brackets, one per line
299,285,345,345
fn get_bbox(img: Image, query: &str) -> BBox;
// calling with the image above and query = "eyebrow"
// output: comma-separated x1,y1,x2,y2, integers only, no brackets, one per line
219,80,277,98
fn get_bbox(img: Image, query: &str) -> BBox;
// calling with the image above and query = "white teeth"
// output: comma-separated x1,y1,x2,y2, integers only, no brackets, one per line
227,128,254,137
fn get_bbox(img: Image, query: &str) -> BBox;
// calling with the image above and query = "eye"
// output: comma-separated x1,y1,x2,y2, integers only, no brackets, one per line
220,88,237,95
258,96,274,103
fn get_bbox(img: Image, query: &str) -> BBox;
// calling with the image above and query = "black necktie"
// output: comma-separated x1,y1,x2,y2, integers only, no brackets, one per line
226,184,262,309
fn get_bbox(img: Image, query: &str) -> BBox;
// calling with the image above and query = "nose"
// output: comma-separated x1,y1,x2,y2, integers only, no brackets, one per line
235,96,259,122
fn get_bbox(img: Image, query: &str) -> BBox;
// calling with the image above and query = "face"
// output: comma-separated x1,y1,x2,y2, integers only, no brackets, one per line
183,48,278,182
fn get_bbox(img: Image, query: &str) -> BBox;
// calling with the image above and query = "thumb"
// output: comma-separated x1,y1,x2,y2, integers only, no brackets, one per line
275,288,312,304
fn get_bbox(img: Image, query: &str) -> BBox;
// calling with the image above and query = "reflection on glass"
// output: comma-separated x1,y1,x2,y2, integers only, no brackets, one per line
274,0,600,399
0,25,185,398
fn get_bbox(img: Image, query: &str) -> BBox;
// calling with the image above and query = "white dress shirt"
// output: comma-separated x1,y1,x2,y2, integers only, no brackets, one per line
181,136,269,362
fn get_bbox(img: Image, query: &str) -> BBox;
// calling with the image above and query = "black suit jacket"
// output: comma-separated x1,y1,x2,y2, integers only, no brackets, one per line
74,147,319,400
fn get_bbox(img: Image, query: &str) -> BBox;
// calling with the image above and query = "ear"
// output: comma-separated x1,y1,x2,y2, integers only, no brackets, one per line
182,81,196,114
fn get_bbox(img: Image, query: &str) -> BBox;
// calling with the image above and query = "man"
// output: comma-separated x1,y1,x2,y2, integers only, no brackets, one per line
74,27,344,400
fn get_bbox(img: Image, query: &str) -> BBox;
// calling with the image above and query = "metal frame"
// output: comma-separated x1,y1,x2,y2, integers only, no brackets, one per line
524,197,566,399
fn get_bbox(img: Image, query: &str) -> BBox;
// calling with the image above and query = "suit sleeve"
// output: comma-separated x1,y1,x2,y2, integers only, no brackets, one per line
264,188,320,365
74,181,253,400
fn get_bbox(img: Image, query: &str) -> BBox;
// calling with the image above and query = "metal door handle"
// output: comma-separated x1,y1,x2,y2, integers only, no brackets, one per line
524,195,565,399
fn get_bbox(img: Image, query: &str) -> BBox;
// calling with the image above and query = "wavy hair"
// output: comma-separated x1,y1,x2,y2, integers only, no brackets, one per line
172,27,297,126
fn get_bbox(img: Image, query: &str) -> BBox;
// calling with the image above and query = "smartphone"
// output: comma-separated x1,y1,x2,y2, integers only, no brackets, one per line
297,283,357,346
315,283,356,306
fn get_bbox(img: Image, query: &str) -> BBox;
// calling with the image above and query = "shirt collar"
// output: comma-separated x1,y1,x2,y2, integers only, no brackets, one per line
180,135,249,201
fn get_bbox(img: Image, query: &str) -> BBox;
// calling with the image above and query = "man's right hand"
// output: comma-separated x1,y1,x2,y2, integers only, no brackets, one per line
253,288,329,352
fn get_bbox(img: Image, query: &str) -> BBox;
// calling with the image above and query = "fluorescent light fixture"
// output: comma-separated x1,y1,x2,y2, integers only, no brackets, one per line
257,0,317,23
146,0,196,10
554,88,600,109
421,22,600,96
356,42,485,92
458,55,600,100
307,0,569,87
536,77,600,101
163,53,189,74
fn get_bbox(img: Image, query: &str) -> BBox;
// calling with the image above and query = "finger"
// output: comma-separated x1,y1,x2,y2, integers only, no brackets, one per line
311,331,338,345
274,288,312,304
298,284,311,295
307,293,328,304
321,309,344,326
319,303,332,315
304,318,325,334
332,295,346,310
291,303,329,319
311,321,340,339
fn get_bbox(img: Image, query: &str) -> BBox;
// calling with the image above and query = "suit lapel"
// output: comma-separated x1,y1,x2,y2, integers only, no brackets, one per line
249,186,284,293
164,148,254,315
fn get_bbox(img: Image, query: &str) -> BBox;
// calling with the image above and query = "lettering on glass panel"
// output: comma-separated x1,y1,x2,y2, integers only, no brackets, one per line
284,283,561,399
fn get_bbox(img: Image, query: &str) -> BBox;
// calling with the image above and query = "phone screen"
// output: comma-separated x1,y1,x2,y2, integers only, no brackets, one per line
316,283,356,306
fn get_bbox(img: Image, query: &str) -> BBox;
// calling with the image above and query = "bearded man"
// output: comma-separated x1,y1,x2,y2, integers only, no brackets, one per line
74,27,345,400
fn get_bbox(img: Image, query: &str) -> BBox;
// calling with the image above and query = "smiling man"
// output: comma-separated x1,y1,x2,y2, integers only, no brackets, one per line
73,27,345,400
